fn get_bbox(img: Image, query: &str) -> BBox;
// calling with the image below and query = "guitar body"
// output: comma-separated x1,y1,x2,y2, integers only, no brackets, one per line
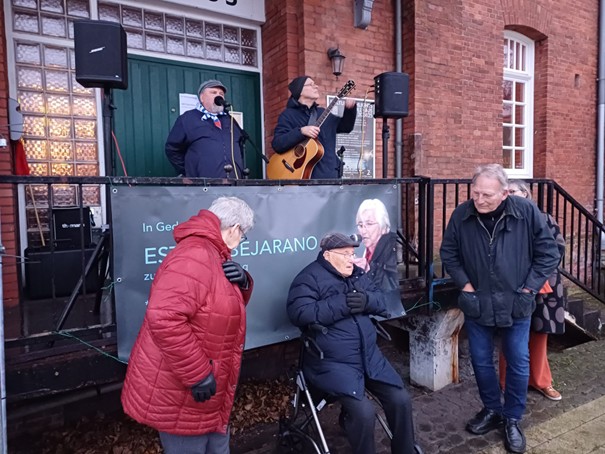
267,139,325,180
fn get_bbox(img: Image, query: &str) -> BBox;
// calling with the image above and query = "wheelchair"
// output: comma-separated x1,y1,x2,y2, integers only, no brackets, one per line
278,322,423,454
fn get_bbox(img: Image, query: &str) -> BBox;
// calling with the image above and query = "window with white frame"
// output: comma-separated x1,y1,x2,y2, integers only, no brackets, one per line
503,31,534,178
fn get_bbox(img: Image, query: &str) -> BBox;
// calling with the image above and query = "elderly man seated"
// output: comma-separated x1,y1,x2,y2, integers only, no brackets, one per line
287,232,421,454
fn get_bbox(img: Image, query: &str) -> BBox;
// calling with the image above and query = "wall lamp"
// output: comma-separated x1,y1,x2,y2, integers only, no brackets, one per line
327,47,346,76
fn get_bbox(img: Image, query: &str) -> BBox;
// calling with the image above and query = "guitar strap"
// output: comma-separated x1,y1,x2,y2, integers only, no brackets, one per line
307,106,319,126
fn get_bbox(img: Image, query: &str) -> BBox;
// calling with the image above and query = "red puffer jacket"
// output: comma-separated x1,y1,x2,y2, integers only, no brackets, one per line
121,210,253,435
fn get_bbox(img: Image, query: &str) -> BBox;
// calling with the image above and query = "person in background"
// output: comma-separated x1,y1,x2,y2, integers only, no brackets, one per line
499,180,566,401
165,79,245,178
121,196,254,454
287,232,421,454
440,164,560,454
271,76,357,179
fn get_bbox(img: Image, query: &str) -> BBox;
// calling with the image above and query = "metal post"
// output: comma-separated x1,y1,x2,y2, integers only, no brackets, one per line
0,238,8,453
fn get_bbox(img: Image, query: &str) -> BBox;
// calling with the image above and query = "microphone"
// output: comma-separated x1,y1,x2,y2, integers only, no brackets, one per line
214,96,231,108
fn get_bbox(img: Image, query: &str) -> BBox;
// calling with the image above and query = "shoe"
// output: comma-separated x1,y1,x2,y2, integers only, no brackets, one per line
504,418,526,453
466,408,503,435
538,385,562,401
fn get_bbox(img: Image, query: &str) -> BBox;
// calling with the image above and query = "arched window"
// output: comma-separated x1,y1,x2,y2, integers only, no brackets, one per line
503,31,534,177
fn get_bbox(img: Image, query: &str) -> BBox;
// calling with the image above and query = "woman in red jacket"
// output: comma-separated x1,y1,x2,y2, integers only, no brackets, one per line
121,196,254,454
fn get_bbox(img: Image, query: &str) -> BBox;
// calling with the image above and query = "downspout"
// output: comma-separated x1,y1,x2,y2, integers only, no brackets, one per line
395,0,403,178
597,0,605,222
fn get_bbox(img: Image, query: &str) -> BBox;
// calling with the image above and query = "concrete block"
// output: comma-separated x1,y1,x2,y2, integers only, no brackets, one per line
388,308,465,391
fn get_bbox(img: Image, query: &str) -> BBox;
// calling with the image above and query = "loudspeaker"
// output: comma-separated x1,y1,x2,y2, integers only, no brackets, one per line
74,20,128,89
52,207,93,250
374,72,409,119
24,247,101,299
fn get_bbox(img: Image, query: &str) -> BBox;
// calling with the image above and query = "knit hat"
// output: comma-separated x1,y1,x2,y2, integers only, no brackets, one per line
198,79,227,97
288,75,310,100
320,233,361,251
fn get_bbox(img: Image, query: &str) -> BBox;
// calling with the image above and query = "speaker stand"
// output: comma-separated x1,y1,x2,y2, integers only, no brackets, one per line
381,119,390,178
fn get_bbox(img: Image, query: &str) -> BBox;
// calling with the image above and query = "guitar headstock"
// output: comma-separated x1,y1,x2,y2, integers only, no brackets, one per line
337,80,356,98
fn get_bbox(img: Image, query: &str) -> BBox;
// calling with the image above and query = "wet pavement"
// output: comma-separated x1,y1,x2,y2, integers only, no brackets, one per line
231,332,605,454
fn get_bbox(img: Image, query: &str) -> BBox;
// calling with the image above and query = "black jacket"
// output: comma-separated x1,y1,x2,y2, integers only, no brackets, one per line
165,109,244,178
287,252,403,399
440,196,560,327
271,97,356,179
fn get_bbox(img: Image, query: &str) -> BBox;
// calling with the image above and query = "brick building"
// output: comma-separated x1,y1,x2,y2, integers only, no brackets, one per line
0,0,599,307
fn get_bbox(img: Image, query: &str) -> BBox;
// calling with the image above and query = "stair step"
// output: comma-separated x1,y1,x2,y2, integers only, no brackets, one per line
566,299,585,324
582,310,602,335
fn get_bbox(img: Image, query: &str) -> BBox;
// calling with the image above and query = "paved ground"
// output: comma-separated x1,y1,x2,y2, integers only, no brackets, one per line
231,332,605,454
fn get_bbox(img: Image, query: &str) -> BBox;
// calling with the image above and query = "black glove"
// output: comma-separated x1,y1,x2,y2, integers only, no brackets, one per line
191,372,217,403
346,291,367,314
222,261,248,288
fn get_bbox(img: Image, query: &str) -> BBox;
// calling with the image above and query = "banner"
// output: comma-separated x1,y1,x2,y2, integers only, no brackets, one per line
112,183,400,360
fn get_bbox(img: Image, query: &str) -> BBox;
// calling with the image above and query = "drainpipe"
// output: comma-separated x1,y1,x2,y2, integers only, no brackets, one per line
597,0,605,222
395,0,403,178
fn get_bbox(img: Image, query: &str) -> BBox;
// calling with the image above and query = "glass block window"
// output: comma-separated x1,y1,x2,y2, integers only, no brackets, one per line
15,37,99,246
502,32,534,178
12,0,90,39
98,2,258,67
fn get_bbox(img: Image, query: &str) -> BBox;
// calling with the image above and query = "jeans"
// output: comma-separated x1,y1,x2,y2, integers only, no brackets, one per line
339,378,416,454
465,317,531,420
158,430,230,454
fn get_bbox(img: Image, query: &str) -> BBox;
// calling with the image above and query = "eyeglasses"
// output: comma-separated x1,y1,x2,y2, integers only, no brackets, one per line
356,221,378,229
303,82,318,87
237,225,247,242
508,189,524,195
329,251,356,259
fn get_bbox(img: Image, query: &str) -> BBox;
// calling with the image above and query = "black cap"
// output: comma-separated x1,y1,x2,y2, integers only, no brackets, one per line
288,75,310,100
320,232,361,251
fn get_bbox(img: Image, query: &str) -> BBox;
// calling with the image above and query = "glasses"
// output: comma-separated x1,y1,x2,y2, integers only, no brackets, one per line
356,221,378,229
329,251,356,259
237,225,247,242
508,189,524,195
303,82,318,87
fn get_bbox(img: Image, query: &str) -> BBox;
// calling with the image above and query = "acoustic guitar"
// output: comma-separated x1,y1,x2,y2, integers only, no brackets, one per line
267,80,356,180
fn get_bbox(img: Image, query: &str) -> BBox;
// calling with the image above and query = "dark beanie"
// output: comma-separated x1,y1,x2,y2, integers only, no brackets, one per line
288,76,309,100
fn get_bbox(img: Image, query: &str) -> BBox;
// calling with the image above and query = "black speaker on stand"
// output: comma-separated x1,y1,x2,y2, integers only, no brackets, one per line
374,72,409,177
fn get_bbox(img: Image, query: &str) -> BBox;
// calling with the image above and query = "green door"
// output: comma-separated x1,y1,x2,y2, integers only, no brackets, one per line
112,55,263,178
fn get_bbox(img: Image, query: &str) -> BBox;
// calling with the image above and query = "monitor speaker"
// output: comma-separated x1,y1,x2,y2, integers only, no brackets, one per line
74,20,128,89
374,72,409,119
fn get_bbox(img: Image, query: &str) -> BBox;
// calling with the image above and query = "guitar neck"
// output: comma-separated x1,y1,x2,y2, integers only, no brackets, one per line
314,96,343,128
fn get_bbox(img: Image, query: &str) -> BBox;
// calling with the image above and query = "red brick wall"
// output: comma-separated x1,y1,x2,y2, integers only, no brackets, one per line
0,2,20,307
411,0,597,208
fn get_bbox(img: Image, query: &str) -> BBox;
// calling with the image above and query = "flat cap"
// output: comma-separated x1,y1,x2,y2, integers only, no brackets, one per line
320,232,361,251
198,79,227,96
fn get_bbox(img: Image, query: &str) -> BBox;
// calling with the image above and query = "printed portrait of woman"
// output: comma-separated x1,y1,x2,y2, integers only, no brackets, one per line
353,199,405,317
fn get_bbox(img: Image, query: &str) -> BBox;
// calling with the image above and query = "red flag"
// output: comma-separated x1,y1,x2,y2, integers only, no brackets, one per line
13,138,30,176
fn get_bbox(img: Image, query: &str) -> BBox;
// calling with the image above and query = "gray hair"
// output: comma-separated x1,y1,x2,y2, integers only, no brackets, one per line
208,196,255,233
356,198,391,231
471,163,509,190
509,179,532,200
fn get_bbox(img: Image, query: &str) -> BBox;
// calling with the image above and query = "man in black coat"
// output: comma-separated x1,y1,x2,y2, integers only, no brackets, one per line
440,164,560,454
271,76,357,179
287,232,419,454
165,79,245,179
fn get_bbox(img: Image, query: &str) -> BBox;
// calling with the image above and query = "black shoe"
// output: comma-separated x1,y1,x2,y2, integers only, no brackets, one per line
504,418,526,453
466,408,503,435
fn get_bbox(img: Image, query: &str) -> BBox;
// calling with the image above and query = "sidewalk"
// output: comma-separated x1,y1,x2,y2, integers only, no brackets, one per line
232,335,605,454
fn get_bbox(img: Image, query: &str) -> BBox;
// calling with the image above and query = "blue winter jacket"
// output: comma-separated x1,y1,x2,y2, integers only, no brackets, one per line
165,109,245,178
440,196,560,327
271,97,357,179
287,252,403,399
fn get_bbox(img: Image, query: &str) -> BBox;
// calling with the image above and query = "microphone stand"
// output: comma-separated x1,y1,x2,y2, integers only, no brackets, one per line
337,146,346,178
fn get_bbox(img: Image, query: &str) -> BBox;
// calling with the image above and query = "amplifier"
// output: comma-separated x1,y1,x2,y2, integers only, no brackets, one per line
24,247,101,299
52,207,93,250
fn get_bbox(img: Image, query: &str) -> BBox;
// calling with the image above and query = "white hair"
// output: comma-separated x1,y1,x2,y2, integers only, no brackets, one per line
208,196,255,233
356,198,391,230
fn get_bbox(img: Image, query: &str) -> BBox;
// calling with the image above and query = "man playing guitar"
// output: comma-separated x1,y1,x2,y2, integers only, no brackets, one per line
270,76,357,179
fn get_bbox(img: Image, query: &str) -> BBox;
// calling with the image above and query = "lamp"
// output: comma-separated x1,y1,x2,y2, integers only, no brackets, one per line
327,47,346,76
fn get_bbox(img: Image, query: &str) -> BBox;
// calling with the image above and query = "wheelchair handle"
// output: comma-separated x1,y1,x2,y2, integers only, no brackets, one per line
308,323,328,335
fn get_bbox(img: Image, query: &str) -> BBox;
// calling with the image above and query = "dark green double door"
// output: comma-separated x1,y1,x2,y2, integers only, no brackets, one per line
113,55,263,178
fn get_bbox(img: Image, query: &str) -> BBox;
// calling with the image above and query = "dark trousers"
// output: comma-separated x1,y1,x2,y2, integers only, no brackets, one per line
339,378,415,454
